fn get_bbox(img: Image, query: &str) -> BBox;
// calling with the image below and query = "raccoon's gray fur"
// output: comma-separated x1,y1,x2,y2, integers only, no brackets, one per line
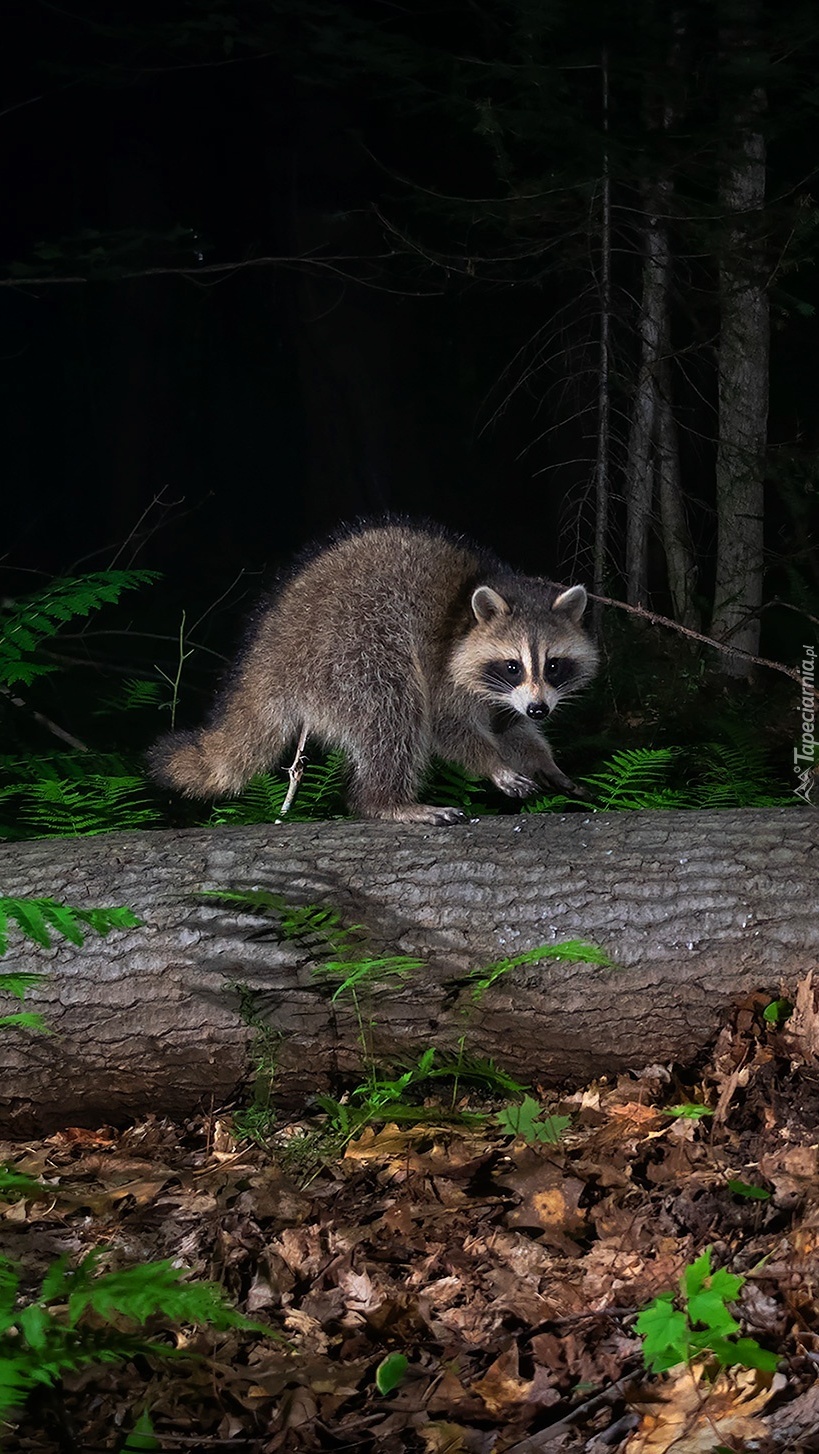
149,521,598,825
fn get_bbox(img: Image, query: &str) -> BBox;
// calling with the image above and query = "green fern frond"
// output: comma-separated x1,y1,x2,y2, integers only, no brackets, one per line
0,897,139,956
423,758,493,815
0,571,156,688
528,740,789,814
586,747,680,808
207,773,289,825
689,741,790,808
0,1250,270,1417
208,750,350,825
95,678,165,715
198,889,359,958
527,746,684,812
15,776,162,837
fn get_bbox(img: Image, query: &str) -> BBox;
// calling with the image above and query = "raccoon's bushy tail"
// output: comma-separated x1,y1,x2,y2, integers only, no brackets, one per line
148,722,280,800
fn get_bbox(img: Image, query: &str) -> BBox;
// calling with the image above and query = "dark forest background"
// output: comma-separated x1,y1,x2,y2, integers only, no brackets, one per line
1,0,818,813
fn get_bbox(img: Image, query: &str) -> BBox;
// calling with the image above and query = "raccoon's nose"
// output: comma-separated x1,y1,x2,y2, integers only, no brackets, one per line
527,702,549,720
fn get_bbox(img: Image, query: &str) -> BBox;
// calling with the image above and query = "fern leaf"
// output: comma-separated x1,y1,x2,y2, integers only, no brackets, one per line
0,897,140,956
0,571,157,690
0,1011,49,1033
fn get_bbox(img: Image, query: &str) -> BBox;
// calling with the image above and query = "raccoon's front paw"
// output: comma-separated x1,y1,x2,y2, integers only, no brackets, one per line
491,767,538,799
537,770,592,801
375,803,467,826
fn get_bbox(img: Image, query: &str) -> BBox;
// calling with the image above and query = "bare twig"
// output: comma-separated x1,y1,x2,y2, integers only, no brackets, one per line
275,726,309,822
502,1369,638,1453
0,685,89,753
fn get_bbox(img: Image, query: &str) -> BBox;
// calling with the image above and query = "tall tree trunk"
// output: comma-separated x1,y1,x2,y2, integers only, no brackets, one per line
592,51,611,637
658,359,699,628
711,6,769,672
624,202,663,607
624,9,696,622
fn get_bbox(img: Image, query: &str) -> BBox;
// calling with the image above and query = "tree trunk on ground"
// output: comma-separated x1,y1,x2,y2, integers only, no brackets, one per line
0,811,815,1135
711,7,769,672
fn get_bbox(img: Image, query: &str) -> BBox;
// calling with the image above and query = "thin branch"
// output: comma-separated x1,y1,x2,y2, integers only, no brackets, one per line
275,726,310,823
592,592,808,692
0,685,89,753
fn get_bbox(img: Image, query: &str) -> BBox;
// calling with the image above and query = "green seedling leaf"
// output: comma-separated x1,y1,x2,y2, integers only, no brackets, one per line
636,1295,689,1373
0,1167,52,1201
763,998,792,1026
727,1179,771,1201
375,1352,408,1395
638,1246,777,1375
664,1103,714,1119
121,1408,160,1451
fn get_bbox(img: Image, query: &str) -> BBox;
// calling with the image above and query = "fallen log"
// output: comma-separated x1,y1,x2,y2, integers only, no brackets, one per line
0,808,815,1134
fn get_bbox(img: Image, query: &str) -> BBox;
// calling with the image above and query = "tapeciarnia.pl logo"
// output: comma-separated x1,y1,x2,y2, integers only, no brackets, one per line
794,644,816,804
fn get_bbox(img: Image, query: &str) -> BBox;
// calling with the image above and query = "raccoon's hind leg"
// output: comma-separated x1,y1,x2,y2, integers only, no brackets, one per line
345,688,465,826
149,690,293,800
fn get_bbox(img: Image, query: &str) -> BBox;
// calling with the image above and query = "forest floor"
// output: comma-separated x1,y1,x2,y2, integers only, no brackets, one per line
3,987,819,1454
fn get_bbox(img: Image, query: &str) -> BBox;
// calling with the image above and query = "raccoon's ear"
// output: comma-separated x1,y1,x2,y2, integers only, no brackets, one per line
551,584,588,624
471,586,511,623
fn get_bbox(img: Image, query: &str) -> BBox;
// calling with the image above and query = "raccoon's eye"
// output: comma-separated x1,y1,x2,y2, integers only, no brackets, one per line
545,657,574,687
506,660,522,678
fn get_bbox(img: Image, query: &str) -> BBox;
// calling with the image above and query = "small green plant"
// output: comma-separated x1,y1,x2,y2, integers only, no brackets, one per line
726,1179,771,1201
230,981,284,1145
0,1167,52,1201
663,1103,714,1120
375,1352,409,1394
203,888,424,1105
468,939,612,1002
636,1247,778,1374
314,1048,487,1141
527,740,791,813
209,892,613,1147
0,974,48,1035
0,1250,271,1418
763,997,792,1027
121,1408,160,1451
495,1094,571,1145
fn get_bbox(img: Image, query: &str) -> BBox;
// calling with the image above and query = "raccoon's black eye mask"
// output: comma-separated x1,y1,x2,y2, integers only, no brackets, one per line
482,659,522,693
544,657,577,687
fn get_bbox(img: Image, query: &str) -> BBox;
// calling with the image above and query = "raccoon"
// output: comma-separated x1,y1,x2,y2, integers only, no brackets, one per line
149,521,598,825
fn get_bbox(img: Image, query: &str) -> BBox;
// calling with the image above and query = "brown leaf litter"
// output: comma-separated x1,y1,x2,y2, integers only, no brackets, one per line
3,985,819,1451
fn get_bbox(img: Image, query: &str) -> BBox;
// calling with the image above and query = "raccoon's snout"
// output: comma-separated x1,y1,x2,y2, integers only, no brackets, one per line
526,702,549,720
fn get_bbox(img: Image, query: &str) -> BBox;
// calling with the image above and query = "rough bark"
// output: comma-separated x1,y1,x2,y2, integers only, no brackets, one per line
658,363,699,629
592,50,611,639
624,10,697,624
624,198,664,607
0,811,815,1135
711,7,769,671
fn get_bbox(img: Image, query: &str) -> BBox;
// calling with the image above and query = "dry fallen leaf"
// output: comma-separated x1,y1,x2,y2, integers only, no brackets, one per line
783,971,819,1065
625,1364,784,1453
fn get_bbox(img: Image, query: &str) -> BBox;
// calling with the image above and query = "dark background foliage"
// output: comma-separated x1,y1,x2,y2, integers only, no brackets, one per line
1,0,817,788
